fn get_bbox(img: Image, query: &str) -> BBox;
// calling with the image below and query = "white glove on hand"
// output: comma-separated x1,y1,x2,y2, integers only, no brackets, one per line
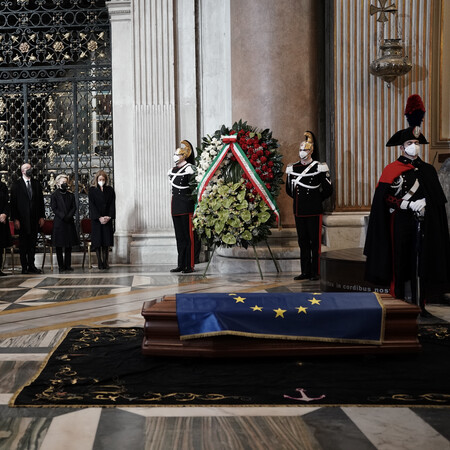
409,198,426,212
286,165,293,174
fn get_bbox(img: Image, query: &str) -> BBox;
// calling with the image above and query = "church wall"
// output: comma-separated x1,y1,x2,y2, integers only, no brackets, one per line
230,0,321,228
332,0,433,211
106,0,446,264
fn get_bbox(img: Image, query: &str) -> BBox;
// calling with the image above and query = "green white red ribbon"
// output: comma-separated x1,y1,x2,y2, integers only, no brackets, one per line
196,135,280,224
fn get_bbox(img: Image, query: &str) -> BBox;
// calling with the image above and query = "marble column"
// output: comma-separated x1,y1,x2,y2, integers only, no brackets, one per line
107,0,135,263
108,0,179,265
197,0,232,135
230,0,321,227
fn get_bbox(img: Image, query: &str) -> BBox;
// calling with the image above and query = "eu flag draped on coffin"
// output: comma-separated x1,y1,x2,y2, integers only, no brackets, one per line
176,292,385,344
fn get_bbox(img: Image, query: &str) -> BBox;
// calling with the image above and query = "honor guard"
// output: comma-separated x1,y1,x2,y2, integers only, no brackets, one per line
364,95,450,316
286,131,333,281
168,140,197,273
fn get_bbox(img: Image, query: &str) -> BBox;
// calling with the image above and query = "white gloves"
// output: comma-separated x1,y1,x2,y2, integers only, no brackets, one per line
409,198,426,214
286,165,293,174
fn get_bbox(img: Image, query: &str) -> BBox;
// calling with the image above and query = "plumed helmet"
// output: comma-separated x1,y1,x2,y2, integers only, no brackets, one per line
175,140,195,164
386,95,428,147
299,130,317,158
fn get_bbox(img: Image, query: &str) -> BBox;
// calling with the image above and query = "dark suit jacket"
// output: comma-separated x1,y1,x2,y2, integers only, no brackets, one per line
11,177,45,235
50,189,79,247
88,185,116,247
0,181,12,248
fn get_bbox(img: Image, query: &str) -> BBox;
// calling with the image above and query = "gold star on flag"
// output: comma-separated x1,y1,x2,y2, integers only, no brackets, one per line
234,296,246,303
296,306,308,314
308,298,321,305
273,308,287,318
251,305,263,311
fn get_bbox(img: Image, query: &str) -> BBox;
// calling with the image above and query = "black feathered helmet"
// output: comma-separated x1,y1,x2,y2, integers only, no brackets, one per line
386,94,428,147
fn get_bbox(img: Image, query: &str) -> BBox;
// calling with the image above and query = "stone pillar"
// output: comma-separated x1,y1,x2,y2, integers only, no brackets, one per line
175,0,198,146
107,0,135,263
197,0,232,135
128,0,178,264
230,0,321,227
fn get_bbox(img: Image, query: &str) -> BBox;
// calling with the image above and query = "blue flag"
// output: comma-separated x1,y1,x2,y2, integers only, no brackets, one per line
176,292,385,344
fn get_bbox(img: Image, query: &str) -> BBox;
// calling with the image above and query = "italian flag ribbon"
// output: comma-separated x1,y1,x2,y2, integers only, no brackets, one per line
195,135,280,224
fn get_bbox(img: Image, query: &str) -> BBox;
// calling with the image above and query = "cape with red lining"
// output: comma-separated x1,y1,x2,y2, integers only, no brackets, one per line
364,156,450,298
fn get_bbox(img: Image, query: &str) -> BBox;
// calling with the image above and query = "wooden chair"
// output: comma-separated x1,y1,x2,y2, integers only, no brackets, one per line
2,221,20,274
80,218,92,269
40,219,54,271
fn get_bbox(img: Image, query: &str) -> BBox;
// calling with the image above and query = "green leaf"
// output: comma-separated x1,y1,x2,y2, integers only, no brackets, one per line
235,200,248,211
240,209,251,222
223,197,234,209
241,230,253,241
215,221,225,234
222,233,237,245
258,211,271,223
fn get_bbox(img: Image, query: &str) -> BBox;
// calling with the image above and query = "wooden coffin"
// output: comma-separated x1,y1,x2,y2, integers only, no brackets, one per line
141,294,421,357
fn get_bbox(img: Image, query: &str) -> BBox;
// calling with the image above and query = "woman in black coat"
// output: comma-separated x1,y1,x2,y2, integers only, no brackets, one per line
50,174,79,272
0,180,12,276
88,170,115,269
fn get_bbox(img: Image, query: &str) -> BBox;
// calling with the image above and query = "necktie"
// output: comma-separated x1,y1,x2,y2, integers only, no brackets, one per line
26,180,32,199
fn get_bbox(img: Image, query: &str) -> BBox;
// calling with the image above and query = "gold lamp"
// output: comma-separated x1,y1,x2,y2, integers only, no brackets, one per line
369,1,412,86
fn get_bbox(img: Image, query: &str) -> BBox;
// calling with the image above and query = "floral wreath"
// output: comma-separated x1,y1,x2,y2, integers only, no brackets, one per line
193,120,283,248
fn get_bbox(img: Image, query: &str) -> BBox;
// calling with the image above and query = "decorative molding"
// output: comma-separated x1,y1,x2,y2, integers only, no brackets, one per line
106,1,131,19
333,0,433,210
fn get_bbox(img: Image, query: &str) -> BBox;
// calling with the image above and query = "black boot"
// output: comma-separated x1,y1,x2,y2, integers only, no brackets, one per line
102,247,110,269
95,248,104,269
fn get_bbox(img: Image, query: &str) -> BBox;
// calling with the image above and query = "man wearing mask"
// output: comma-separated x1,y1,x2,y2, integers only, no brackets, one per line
286,131,333,281
364,95,450,316
168,140,196,274
11,163,45,274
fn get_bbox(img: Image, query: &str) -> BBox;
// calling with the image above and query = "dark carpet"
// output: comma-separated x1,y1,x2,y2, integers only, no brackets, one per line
11,325,450,408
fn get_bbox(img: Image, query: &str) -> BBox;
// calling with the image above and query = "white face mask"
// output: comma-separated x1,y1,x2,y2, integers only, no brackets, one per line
404,143,420,157
173,154,183,164
299,150,309,159
98,180,105,187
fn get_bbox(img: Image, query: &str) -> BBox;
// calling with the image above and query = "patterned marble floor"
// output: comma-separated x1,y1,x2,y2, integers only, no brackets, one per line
0,263,449,450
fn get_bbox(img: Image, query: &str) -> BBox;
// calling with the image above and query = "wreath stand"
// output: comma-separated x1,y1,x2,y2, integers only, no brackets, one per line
202,240,281,280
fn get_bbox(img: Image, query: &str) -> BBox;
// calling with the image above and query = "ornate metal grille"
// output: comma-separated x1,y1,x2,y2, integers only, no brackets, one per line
0,0,113,221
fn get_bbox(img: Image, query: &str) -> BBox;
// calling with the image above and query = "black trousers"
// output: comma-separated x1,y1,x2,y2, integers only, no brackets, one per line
294,214,322,277
391,212,424,305
56,247,72,270
172,213,195,270
19,232,38,270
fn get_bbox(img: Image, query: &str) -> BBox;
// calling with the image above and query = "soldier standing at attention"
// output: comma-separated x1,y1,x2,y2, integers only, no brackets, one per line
286,131,333,281
168,140,197,274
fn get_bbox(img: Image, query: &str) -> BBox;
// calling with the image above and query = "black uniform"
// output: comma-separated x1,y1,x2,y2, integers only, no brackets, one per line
286,160,333,278
50,189,79,270
169,163,196,271
10,177,45,272
364,156,450,303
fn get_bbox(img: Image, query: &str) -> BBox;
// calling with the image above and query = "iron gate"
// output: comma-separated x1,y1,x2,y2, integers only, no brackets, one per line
0,0,113,222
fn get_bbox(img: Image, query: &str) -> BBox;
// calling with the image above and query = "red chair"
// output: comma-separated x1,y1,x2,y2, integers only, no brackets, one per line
80,218,92,269
2,221,20,274
40,219,54,271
